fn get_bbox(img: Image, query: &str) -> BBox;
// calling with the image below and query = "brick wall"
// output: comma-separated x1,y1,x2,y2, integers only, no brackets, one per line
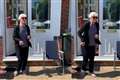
60,0,69,33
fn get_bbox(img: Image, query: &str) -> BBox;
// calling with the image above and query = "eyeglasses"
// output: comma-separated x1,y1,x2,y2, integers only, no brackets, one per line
92,17,97,19
21,17,27,20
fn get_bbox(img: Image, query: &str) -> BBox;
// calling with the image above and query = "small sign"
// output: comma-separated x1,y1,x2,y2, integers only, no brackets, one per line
36,29,46,32
107,29,117,33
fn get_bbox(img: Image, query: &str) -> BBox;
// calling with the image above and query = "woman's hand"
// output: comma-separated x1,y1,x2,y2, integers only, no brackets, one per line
95,34,99,39
80,42,85,46
27,35,31,40
19,40,24,46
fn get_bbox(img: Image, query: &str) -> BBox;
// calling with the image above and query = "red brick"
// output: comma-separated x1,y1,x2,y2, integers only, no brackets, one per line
61,0,70,33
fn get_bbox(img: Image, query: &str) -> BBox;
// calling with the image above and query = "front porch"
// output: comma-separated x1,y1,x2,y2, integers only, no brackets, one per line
0,66,120,80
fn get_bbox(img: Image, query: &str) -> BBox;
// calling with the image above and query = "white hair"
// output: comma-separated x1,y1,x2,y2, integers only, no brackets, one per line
88,12,98,18
18,14,27,20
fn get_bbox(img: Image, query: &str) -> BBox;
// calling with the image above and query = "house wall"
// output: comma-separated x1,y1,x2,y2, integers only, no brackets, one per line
0,37,3,65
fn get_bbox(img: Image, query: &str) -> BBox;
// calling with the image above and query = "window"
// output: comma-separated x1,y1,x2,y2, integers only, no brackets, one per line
6,0,27,28
31,0,51,30
77,0,99,20
103,0,120,29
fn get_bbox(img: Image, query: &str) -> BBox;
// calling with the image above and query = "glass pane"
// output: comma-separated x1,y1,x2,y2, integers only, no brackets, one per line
90,0,95,4
103,0,120,29
6,0,27,28
32,0,51,29
6,0,17,28
78,0,98,19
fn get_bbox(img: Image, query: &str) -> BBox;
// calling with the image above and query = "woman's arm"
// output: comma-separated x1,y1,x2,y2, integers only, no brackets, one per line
13,26,21,42
78,23,86,42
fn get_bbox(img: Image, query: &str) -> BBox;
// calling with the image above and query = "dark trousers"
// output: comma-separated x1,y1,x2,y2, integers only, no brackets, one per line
81,46,95,73
16,46,29,72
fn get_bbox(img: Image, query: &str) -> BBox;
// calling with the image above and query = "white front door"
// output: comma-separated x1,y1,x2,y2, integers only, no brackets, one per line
99,0,120,56
28,0,62,58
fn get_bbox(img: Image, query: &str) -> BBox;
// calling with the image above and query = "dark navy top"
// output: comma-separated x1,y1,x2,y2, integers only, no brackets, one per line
19,26,28,47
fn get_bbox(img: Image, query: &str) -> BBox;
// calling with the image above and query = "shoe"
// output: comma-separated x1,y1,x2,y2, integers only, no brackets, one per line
80,70,86,74
14,71,20,76
81,69,84,72
67,67,77,73
91,73,96,77
74,67,81,72
20,70,22,73
21,70,27,75
80,70,86,76
85,71,90,74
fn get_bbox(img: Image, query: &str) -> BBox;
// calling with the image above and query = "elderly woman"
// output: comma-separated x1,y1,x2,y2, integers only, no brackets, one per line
78,12,101,77
13,14,31,75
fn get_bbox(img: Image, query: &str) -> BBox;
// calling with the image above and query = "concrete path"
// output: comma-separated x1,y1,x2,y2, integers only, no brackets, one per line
0,66,120,80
